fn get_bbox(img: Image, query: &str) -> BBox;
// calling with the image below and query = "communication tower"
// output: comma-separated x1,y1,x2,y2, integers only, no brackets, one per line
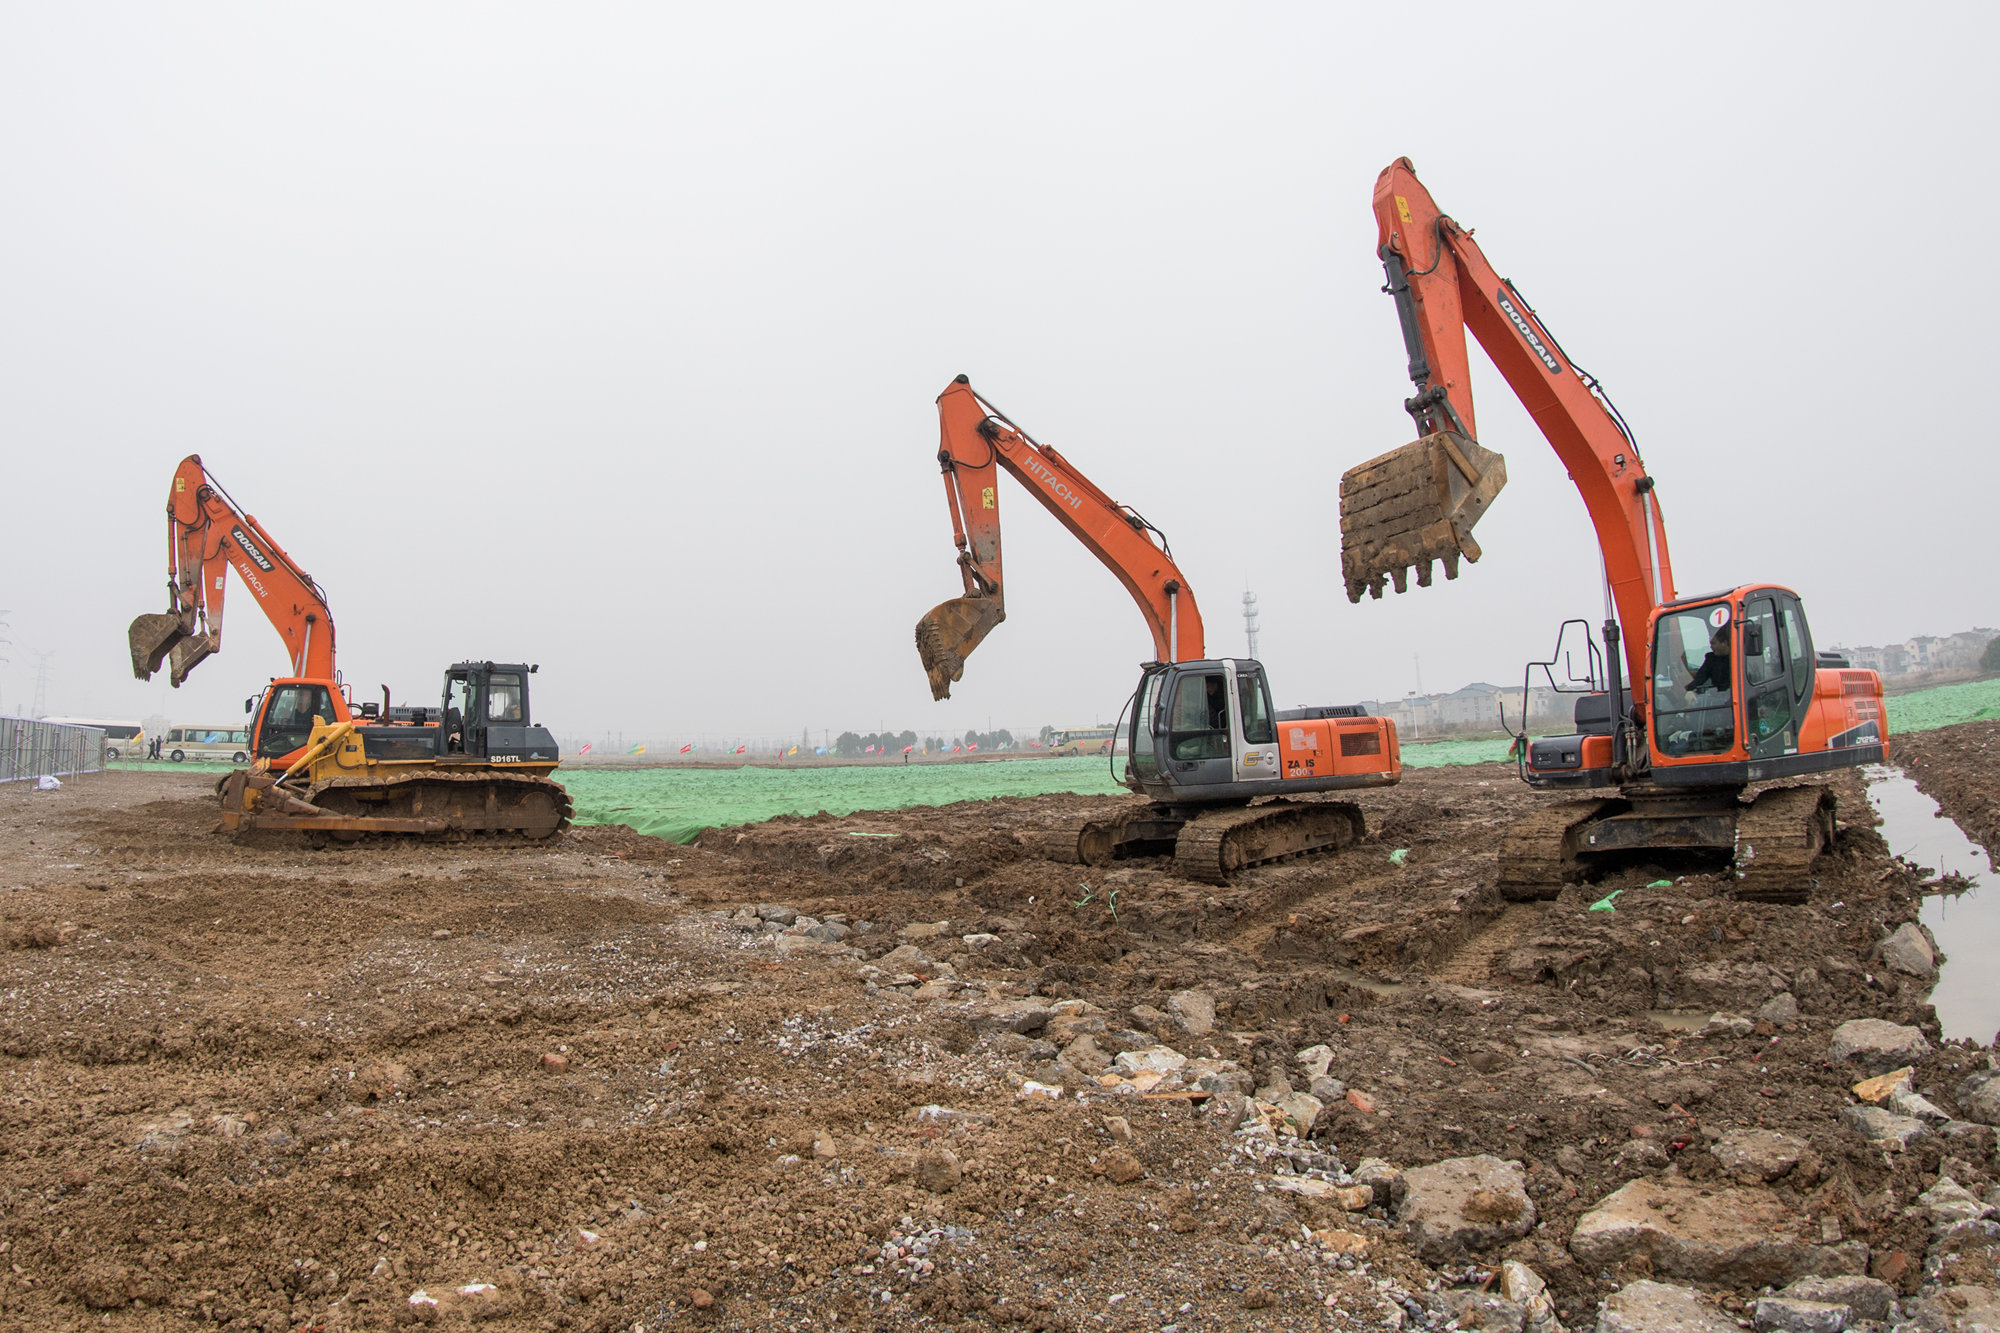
1242,589,1260,659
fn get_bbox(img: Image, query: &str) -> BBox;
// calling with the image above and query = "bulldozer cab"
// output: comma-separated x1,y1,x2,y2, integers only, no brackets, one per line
1125,659,1280,795
441,662,560,765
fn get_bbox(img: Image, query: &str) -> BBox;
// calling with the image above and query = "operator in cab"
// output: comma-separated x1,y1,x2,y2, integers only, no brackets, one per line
1684,628,1732,695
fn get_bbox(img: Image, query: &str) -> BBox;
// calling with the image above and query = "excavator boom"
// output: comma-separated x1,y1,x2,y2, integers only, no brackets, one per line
129,455,337,688
1342,158,1674,705
917,376,1203,699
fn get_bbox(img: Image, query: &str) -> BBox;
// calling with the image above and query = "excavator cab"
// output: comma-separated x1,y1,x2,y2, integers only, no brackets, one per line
1122,659,1396,804
251,681,347,760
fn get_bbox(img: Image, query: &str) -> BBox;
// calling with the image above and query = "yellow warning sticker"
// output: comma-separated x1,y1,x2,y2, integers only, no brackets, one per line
981,487,995,510
1395,195,1413,225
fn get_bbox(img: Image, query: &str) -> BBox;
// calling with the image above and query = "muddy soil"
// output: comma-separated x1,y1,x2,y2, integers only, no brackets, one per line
0,761,1987,1332
1895,719,2000,863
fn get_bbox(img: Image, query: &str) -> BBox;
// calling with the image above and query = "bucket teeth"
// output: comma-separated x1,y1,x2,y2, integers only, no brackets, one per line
1339,430,1506,603
915,594,1006,701
128,612,190,681
167,632,220,688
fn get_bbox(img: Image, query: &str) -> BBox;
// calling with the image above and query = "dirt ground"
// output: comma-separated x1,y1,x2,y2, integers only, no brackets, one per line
0,746,1990,1332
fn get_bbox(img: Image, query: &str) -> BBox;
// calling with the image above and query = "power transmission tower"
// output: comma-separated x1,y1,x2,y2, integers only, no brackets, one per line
30,649,55,718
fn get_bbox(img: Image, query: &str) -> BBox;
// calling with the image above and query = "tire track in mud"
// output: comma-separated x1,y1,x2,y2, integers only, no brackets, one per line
1430,902,1547,985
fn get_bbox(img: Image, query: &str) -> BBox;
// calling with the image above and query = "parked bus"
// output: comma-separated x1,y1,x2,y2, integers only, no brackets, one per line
41,717,146,760
1050,726,1119,757
159,724,251,764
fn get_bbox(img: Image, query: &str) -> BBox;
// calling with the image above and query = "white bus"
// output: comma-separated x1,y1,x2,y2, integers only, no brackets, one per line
41,717,146,760
159,725,251,764
1051,726,1119,756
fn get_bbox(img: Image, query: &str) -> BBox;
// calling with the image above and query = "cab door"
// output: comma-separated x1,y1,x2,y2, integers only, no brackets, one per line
1162,666,1234,788
1126,668,1168,785
1740,592,1796,760
1230,662,1280,782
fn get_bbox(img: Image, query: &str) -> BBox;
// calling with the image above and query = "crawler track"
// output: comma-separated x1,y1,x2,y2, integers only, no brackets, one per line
1497,798,1608,900
1732,784,1837,904
305,771,573,844
1172,800,1366,886
1045,813,1123,865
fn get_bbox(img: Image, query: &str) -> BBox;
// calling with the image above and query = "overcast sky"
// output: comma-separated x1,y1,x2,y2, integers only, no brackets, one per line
4,3,1994,745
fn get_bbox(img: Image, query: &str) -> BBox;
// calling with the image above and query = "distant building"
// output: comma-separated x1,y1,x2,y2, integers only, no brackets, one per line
1828,628,1994,683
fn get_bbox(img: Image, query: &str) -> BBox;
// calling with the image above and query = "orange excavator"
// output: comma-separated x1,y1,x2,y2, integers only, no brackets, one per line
917,376,1401,883
129,456,571,841
1340,159,1887,901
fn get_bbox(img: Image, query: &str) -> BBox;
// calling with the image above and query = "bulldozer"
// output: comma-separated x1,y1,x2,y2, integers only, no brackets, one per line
218,662,570,842
132,455,571,841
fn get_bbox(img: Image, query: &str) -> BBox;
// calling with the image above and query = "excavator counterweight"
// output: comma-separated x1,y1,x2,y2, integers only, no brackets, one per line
1339,429,1506,601
916,593,1005,702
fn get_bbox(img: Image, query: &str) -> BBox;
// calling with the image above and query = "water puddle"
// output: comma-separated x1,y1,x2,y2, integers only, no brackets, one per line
1865,765,1999,1044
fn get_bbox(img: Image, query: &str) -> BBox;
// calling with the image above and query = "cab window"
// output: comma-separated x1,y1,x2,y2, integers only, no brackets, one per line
1779,598,1813,703
1651,605,1735,757
1130,672,1165,762
1168,673,1229,761
1743,598,1785,687
1236,669,1276,745
486,673,524,723
257,684,338,758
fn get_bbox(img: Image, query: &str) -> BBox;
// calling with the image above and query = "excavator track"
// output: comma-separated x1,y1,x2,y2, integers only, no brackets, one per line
1045,813,1125,866
1732,784,1836,904
302,771,573,843
1497,798,1614,901
1172,800,1366,886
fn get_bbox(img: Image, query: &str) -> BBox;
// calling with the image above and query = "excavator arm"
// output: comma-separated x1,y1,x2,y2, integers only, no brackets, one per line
1343,158,1675,709
916,376,1204,699
129,455,337,688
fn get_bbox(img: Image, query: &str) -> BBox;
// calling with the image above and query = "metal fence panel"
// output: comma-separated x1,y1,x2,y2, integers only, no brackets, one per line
0,717,105,784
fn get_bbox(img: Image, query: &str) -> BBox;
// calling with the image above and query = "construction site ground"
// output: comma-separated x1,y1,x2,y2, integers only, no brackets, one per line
1,738,1994,1333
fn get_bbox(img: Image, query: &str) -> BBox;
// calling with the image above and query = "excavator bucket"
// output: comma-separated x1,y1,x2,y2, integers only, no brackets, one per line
915,594,1006,701
128,612,189,681
167,632,221,688
1338,431,1506,602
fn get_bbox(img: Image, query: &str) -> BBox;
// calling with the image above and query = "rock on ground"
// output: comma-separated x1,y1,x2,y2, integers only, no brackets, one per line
1840,1104,1928,1149
1751,1296,1850,1333
1712,1128,1808,1182
1959,1071,2000,1128
1166,989,1215,1036
1597,1280,1740,1333
1777,1275,1896,1323
1570,1176,1853,1287
1825,1019,1932,1074
1395,1154,1536,1262
1875,921,1937,979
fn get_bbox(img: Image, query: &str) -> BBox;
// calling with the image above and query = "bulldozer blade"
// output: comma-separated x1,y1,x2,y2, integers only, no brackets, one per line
1338,430,1506,602
915,594,1006,701
167,632,220,688
128,613,190,681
